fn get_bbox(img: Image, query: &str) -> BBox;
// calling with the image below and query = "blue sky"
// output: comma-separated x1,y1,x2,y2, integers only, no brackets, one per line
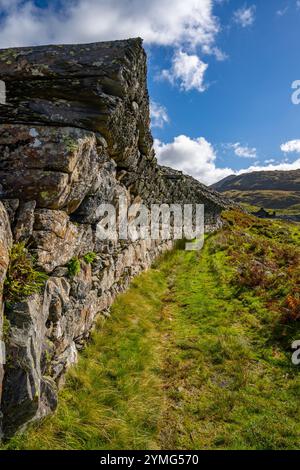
0,0,300,184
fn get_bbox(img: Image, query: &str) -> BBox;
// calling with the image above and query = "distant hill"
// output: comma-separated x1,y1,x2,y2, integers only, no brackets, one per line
212,169,300,192
211,169,300,210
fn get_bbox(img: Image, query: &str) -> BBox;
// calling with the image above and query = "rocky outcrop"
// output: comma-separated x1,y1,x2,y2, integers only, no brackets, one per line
0,39,152,164
0,203,12,308
0,38,233,438
0,203,12,422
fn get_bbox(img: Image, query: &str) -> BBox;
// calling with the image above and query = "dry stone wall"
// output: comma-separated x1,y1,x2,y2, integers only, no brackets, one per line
0,38,233,438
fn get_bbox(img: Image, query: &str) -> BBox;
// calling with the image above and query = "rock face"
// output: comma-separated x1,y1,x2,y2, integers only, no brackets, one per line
0,38,233,438
0,39,152,163
0,203,12,433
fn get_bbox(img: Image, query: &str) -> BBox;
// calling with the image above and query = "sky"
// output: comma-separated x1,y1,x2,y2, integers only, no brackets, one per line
0,0,299,185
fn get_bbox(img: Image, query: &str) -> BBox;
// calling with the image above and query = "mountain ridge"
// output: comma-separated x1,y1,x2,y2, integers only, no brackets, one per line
211,169,300,210
211,169,300,192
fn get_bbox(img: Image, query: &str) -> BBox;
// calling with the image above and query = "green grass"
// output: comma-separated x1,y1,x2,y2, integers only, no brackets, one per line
67,257,81,277
2,211,300,450
83,252,97,264
4,242,48,305
3,265,168,450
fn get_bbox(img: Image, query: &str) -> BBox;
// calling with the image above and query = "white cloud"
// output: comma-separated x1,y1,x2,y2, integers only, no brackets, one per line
276,7,288,16
297,0,300,9
280,140,300,153
0,1,224,93
237,159,300,175
154,135,233,185
161,51,208,92
150,101,169,128
155,135,300,185
233,5,256,28
202,44,228,61
0,0,219,49
229,142,257,159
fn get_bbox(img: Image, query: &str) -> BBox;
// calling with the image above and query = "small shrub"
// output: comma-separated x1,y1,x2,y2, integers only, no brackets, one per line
4,243,48,305
83,252,97,264
235,260,267,288
67,257,81,277
281,292,300,322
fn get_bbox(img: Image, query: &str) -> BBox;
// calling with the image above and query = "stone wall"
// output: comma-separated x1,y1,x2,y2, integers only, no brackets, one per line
0,38,233,438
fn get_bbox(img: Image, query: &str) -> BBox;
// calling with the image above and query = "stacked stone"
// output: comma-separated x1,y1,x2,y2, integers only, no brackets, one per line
0,38,233,437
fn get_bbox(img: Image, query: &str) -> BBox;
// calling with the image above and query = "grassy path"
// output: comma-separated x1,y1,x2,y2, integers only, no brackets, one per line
4,228,300,450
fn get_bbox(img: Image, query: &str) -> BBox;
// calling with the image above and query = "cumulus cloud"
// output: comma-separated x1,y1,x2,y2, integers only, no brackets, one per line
229,142,257,159
161,51,208,92
0,0,219,49
0,0,223,92
280,140,300,153
154,135,233,185
237,159,300,175
150,101,169,128
155,135,300,185
233,5,256,27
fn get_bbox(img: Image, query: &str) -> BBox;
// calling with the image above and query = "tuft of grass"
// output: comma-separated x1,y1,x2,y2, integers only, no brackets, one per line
83,252,97,264
4,242,48,305
67,257,81,277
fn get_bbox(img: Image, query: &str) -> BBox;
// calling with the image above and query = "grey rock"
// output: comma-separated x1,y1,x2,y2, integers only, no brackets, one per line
1,294,57,437
0,39,152,163
0,125,108,213
32,209,94,272
13,200,36,243
1,199,19,225
0,202,12,413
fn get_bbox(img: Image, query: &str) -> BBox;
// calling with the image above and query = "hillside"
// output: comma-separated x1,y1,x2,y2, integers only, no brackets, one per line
220,190,300,210
212,169,300,192
3,210,300,450
211,170,300,211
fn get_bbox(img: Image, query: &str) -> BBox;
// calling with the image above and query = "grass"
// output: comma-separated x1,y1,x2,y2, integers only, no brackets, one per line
3,264,168,450
67,257,81,277
4,242,48,306
83,252,97,264
239,200,300,218
2,211,300,450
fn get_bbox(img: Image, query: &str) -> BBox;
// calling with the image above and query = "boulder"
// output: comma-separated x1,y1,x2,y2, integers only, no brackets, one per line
0,39,153,163
0,125,108,213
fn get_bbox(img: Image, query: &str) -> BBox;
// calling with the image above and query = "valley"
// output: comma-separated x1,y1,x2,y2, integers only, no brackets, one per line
212,170,300,219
